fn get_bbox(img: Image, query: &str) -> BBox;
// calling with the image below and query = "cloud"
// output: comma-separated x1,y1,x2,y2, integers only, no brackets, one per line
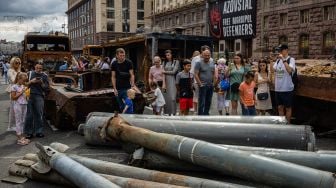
0,0,67,42
0,0,67,17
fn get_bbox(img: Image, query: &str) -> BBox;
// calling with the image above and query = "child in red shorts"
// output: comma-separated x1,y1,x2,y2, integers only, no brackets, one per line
176,59,194,116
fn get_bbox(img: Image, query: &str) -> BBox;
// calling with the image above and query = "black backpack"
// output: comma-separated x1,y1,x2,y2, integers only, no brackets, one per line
276,57,298,90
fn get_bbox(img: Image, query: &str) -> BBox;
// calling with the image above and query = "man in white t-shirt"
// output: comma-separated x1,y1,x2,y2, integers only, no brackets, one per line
272,44,296,123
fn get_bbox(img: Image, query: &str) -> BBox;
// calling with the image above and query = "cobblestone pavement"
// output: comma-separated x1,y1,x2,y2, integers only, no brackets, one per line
0,76,335,187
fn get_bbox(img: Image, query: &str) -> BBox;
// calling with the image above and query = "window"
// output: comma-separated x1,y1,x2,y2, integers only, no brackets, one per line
137,0,144,10
280,13,287,26
137,11,144,20
107,10,114,19
299,34,309,57
122,0,129,8
175,16,179,25
263,16,269,29
137,24,144,28
184,14,187,23
169,18,172,26
279,0,287,5
263,36,269,51
324,6,335,21
263,0,270,9
201,10,205,20
192,12,196,22
219,43,224,52
123,10,130,20
322,31,335,54
107,22,115,31
81,16,86,24
300,9,310,24
107,0,114,8
123,23,129,32
279,35,288,45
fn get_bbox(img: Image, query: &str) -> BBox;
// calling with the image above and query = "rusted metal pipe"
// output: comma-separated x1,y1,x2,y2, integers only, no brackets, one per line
104,115,336,188
121,114,288,124
81,113,315,150
130,146,336,173
86,112,288,124
128,148,207,172
69,155,251,188
9,161,188,188
26,148,251,188
35,143,120,188
99,174,188,188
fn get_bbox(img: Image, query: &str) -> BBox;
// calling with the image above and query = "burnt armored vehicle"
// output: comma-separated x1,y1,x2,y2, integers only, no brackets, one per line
22,32,71,71
45,70,146,129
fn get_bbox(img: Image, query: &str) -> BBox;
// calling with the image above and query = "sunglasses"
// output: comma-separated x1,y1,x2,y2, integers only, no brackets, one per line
15,62,21,65
260,64,266,67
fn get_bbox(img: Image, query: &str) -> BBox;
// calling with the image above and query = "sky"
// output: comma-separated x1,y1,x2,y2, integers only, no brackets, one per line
0,0,67,42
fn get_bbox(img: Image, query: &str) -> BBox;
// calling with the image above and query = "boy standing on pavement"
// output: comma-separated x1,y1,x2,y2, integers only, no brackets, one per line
176,59,194,116
239,71,256,116
272,44,296,123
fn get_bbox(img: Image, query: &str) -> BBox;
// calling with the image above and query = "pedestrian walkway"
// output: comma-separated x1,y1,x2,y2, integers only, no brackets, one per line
0,75,8,85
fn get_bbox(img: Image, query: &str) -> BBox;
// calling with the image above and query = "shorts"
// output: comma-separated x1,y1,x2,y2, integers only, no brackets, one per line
217,92,230,110
192,83,199,103
179,98,193,111
153,105,164,113
275,91,293,108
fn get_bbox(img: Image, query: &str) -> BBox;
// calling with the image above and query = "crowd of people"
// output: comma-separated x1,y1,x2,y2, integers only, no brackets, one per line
1,43,296,146
146,44,296,124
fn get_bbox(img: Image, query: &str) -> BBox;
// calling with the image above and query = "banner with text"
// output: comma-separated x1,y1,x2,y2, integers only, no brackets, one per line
209,0,257,40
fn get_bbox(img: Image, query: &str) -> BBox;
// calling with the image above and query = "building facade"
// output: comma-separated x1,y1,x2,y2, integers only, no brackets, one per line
67,0,151,55
152,0,336,59
151,0,207,36
0,40,22,55
255,0,336,59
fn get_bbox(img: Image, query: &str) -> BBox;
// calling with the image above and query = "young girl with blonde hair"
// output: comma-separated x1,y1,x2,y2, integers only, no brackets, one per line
11,72,30,145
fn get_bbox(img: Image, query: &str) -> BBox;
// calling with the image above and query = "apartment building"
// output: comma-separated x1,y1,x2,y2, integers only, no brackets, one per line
151,0,207,36
153,0,336,59
67,0,151,55
256,0,336,58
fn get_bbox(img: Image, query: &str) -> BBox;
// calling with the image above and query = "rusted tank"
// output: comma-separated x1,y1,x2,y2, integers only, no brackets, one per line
45,71,146,129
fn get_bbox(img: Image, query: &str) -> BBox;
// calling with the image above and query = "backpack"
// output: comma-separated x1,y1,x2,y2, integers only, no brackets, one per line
276,57,298,90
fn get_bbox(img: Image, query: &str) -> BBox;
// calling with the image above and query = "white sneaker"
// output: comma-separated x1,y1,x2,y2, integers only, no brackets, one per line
7,127,16,132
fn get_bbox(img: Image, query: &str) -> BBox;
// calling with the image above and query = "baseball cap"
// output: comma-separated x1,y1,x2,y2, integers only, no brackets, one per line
277,44,288,51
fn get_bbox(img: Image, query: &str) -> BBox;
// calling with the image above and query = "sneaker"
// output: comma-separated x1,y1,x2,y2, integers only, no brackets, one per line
25,134,34,139
7,127,16,132
226,113,230,116
36,133,44,138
